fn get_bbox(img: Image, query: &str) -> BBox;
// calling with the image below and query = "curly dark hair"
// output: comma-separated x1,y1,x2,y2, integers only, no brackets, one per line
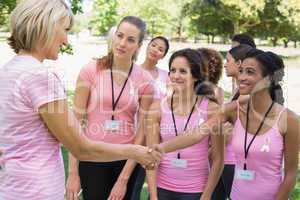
196,48,223,85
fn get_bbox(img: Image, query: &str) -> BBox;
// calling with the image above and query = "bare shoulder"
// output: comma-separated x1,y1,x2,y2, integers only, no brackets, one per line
277,104,299,136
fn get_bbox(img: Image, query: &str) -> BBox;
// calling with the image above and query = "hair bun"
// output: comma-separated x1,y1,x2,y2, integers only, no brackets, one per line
195,81,214,96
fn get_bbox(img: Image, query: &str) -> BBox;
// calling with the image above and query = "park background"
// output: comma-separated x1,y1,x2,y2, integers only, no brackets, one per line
1,0,300,199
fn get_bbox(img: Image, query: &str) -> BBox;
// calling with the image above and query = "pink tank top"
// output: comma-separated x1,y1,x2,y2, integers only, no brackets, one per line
157,96,210,193
224,135,236,164
231,102,285,200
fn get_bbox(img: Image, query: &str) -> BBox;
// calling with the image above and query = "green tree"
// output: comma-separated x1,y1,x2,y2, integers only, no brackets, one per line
184,0,234,43
89,0,118,35
279,0,300,48
255,0,291,47
0,0,16,26
0,0,82,27
118,0,171,37
221,0,264,34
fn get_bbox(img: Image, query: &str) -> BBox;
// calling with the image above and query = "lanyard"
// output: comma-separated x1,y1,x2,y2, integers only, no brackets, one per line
243,100,274,170
110,63,134,120
171,92,199,159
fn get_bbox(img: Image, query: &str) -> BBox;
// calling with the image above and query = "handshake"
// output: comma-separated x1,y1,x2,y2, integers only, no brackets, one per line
131,144,164,170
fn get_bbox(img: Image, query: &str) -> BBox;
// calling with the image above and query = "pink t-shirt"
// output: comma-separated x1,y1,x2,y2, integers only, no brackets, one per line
0,55,66,200
152,68,169,99
79,61,153,144
157,97,210,193
230,102,285,200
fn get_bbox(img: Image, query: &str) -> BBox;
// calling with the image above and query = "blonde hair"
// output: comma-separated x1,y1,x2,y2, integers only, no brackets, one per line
8,0,74,53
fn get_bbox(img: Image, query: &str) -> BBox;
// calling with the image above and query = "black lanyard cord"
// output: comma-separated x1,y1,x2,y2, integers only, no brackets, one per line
171,92,199,159
243,100,274,170
110,63,134,120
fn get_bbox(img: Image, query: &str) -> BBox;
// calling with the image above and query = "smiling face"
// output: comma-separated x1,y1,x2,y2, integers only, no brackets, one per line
112,22,141,60
238,57,270,95
224,52,240,78
146,38,167,62
41,17,70,60
169,56,197,93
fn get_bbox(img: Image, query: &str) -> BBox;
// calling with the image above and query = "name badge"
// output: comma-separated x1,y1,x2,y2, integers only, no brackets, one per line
104,120,121,131
171,159,187,168
235,169,255,181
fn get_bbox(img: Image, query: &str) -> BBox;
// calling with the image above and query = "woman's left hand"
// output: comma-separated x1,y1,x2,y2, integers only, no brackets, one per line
108,179,128,200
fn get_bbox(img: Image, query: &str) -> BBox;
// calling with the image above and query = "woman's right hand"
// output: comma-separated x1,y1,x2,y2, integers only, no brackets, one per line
66,173,81,200
131,145,163,169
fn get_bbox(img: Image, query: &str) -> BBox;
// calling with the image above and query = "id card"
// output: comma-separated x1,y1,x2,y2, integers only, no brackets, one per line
104,120,121,131
235,169,255,181
171,159,188,168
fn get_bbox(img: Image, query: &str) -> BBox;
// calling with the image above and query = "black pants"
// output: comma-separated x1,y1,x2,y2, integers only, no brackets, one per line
156,187,202,200
79,160,142,200
212,164,235,200
130,167,145,200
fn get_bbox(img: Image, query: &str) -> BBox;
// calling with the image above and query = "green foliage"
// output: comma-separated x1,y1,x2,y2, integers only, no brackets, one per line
70,0,83,15
0,0,16,26
90,0,118,35
60,43,74,55
118,0,191,39
184,0,234,42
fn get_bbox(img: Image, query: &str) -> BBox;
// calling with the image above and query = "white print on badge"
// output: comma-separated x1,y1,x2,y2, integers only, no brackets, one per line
171,159,188,168
260,137,270,153
235,169,255,181
104,120,122,131
198,117,204,126
129,87,135,96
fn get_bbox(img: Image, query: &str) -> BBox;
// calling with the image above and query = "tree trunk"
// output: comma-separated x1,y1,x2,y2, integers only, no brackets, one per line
293,40,297,48
207,35,210,44
212,35,215,43
271,37,277,47
283,39,289,48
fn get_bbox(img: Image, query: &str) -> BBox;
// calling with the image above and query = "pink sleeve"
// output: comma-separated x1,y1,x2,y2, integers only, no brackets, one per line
23,70,66,111
78,61,98,88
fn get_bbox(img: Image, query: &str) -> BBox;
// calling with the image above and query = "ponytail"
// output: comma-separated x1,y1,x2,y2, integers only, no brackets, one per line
269,83,284,105
195,81,218,103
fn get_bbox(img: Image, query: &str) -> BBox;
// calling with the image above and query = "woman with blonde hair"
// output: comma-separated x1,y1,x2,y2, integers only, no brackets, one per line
0,1,161,200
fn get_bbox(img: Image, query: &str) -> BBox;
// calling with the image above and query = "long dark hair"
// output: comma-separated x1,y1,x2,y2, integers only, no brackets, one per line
97,16,146,70
244,49,285,104
168,48,216,100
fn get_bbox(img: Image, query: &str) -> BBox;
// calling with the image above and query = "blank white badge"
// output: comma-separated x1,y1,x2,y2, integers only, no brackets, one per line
235,169,255,181
104,120,121,131
171,159,188,168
